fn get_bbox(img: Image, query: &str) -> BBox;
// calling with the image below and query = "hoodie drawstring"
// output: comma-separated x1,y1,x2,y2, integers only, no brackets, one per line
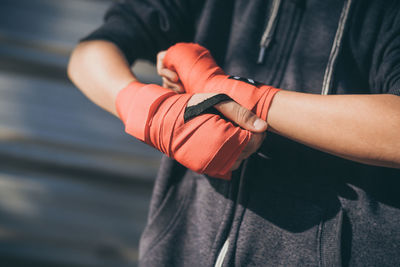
321,0,354,95
257,0,282,64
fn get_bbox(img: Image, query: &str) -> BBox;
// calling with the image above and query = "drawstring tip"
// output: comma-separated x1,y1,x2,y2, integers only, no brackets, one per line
257,47,266,64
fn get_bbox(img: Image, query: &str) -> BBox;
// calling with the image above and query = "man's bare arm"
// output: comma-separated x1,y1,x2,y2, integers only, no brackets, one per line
268,91,400,168
68,40,267,169
68,40,137,116
158,46,400,169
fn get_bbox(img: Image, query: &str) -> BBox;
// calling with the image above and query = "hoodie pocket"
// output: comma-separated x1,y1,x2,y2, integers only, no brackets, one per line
229,154,345,267
139,168,195,259
232,188,344,267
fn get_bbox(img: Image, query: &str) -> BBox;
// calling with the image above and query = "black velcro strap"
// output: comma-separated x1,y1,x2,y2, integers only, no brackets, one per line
228,75,261,86
184,94,233,122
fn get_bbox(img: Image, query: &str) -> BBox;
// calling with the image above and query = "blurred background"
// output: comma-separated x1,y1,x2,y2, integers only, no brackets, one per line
0,0,162,266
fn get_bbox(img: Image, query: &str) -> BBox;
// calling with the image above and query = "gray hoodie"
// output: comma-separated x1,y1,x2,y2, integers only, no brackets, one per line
82,0,400,265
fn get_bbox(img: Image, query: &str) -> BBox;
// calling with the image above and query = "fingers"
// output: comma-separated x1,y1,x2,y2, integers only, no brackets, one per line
241,132,266,158
186,94,268,132
160,68,179,83
157,51,184,93
230,132,265,170
215,101,268,133
156,51,168,76
162,77,184,93
184,93,267,172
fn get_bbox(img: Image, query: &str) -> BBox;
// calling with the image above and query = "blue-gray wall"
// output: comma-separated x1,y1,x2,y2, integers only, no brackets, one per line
0,1,162,266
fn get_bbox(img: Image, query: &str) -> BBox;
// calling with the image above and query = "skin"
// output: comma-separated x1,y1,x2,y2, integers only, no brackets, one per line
68,41,266,169
68,40,400,171
156,51,400,169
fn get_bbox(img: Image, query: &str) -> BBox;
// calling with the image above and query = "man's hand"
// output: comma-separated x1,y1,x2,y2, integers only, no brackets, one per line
158,51,268,170
213,100,267,170
157,51,184,93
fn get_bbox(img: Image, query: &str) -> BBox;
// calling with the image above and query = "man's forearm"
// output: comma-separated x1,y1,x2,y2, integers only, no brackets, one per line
267,91,400,168
161,43,400,169
67,40,259,176
68,40,137,116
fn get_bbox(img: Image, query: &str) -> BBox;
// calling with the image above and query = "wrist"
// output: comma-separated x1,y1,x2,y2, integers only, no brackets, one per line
116,81,176,141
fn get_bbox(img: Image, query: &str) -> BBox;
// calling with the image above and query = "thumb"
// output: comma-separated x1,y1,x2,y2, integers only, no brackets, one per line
215,100,268,132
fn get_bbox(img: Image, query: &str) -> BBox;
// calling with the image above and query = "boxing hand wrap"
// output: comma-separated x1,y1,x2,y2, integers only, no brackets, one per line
163,43,281,122
116,81,252,179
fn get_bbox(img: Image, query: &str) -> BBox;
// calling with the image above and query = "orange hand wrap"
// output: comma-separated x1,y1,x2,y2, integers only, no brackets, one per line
116,81,252,179
163,43,281,122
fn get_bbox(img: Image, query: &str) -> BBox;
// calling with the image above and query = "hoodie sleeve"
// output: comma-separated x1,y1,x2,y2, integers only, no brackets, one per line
369,0,400,96
80,0,201,64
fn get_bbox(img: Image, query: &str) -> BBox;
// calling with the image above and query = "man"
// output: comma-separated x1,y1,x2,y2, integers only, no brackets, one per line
68,0,400,266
